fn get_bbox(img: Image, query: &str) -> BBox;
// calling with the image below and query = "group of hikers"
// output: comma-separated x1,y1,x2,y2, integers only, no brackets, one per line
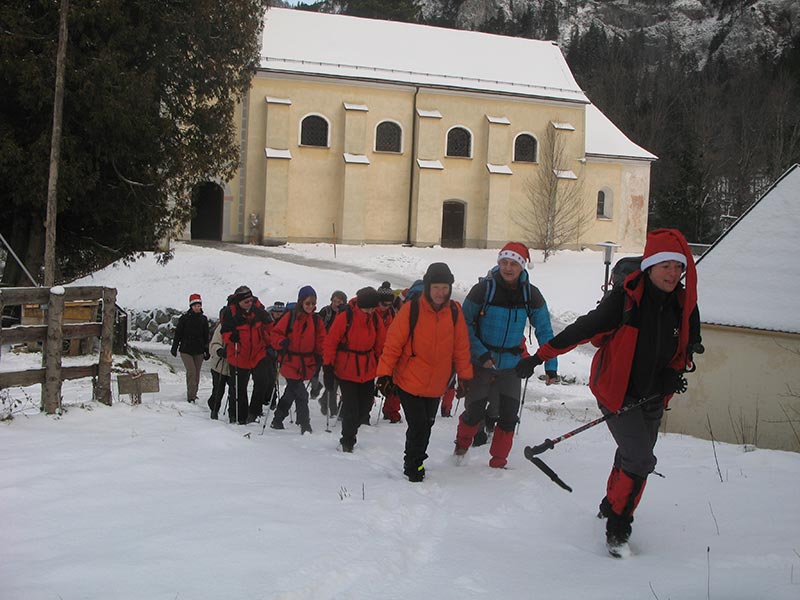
170,229,702,558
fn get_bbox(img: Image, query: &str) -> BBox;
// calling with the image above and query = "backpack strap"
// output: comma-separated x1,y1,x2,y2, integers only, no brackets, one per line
408,298,458,357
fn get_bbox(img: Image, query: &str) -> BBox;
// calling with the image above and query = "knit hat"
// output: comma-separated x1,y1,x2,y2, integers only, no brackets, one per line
423,262,454,285
377,281,394,304
297,285,317,302
330,290,347,303
268,301,286,314
356,287,380,309
497,242,530,269
641,229,689,271
231,286,252,304
189,293,202,306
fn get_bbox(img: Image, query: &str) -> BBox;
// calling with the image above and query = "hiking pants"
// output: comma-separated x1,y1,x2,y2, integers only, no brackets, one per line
180,352,204,401
461,366,520,432
338,379,375,448
275,378,310,427
601,396,664,478
398,387,439,469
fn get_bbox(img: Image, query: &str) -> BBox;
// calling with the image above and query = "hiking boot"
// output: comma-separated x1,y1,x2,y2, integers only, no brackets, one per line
472,429,488,447
340,443,353,453
453,443,468,457
319,398,328,416
300,423,313,435
270,419,285,430
210,411,218,420
605,512,633,558
404,462,425,482
310,380,323,399
246,413,260,424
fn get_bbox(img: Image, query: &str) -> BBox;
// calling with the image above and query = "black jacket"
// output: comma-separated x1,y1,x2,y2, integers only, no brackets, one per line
171,310,210,356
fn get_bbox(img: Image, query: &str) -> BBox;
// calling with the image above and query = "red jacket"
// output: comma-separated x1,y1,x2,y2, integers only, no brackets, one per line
220,299,270,370
271,309,325,380
323,299,386,383
377,305,395,329
377,295,473,398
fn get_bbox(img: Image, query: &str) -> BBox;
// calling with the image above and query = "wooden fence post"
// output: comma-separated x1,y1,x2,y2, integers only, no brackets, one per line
42,286,65,414
96,287,116,406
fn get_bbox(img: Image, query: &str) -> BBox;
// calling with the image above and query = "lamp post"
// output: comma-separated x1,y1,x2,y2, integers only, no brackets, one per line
596,241,620,293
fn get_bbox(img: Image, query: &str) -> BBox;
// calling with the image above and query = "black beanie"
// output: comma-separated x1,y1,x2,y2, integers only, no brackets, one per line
423,262,454,285
356,286,380,309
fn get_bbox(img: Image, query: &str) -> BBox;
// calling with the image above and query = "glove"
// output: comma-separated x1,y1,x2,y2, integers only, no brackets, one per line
545,370,559,385
170,347,178,358
216,347,227,359
266,347,277,359
280,338,290,350
375,375,394,397
228,330,240,344
203,350,210,360
455,378,471,399
661,368,688,395
322,364,335,391
515,354,543,379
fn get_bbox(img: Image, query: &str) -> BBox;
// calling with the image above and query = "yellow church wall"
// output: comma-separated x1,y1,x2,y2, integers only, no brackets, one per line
224,72,649,251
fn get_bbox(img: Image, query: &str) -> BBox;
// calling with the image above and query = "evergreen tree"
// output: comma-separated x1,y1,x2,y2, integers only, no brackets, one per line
0,0,269,285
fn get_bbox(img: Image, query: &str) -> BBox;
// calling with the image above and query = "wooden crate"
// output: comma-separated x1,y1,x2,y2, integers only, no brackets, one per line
22,301,100,355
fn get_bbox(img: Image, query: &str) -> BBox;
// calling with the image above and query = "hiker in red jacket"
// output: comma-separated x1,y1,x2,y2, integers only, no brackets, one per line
375,282,403,423
516,229,702,558
220,286,274,425
323,287,386,452
270,286,325,434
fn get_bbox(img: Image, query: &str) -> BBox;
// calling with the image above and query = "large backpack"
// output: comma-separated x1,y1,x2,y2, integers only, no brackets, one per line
603,256,642,300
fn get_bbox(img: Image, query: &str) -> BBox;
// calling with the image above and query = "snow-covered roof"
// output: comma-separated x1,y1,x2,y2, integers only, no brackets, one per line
696,164,800,334
584,104,657,162
260,8,588,104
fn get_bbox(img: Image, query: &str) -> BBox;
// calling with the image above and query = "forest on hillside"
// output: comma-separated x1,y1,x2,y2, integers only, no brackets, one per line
297,0,800,243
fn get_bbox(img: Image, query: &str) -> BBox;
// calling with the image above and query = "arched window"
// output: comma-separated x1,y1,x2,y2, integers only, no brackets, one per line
300,115,329,147
375,121,402,153
446,126,472,158
597,189,613,218
514,133,538,163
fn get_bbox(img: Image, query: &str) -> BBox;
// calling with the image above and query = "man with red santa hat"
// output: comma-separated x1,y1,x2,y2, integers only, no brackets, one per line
516,229,702,557
454,242,558,469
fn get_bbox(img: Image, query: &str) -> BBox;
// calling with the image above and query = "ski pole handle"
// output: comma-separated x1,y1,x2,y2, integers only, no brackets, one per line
526,438,556,456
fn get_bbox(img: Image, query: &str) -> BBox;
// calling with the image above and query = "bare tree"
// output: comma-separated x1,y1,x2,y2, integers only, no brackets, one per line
519,125,590,261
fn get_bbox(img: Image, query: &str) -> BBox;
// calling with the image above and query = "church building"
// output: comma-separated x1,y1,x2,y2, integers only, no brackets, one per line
184,8,656,251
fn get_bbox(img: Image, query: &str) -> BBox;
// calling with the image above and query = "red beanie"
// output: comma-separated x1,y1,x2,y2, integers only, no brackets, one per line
189,293,202,306
642,229,697,371
497,242,530,269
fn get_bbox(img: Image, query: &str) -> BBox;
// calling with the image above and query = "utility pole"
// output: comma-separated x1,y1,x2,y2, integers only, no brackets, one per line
43,0,69,287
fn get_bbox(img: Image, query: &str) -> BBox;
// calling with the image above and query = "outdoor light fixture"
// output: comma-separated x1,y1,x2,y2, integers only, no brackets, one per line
596,241,620,293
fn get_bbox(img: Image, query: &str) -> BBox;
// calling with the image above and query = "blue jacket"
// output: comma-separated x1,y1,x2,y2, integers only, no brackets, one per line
461,268,557,372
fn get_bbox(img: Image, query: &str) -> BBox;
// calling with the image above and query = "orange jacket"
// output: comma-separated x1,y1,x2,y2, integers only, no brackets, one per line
271,310,325,380
323,299,386,383
377,295,473,398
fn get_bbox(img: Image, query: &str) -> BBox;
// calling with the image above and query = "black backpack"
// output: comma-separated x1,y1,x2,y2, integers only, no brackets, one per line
603,256,642,299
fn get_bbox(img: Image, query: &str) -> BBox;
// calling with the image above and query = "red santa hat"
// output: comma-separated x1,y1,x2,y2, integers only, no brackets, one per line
189,293,202,306
497,242,530,269
641,230,690,271
641,228,697,371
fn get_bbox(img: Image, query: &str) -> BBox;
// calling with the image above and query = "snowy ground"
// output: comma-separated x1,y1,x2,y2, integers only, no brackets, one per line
1,242,799,600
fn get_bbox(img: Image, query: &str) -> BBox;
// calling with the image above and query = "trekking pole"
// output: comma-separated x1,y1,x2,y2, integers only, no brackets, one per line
260,375,279,435
231,343,239,422
515,375,529,435
324,386,332,433
523,392,664,493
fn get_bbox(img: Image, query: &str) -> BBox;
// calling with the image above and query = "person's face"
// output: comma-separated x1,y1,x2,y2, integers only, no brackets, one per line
379,300,393,312
361,306,375,314
238,297,253,311
648,260,684,293
191,303,202,313
498,258,523,285
331,297,345,311
428,283,451,308
302,296,317,314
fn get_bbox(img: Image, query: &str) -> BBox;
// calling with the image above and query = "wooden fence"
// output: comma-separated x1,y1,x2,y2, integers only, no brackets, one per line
0,286,116,413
